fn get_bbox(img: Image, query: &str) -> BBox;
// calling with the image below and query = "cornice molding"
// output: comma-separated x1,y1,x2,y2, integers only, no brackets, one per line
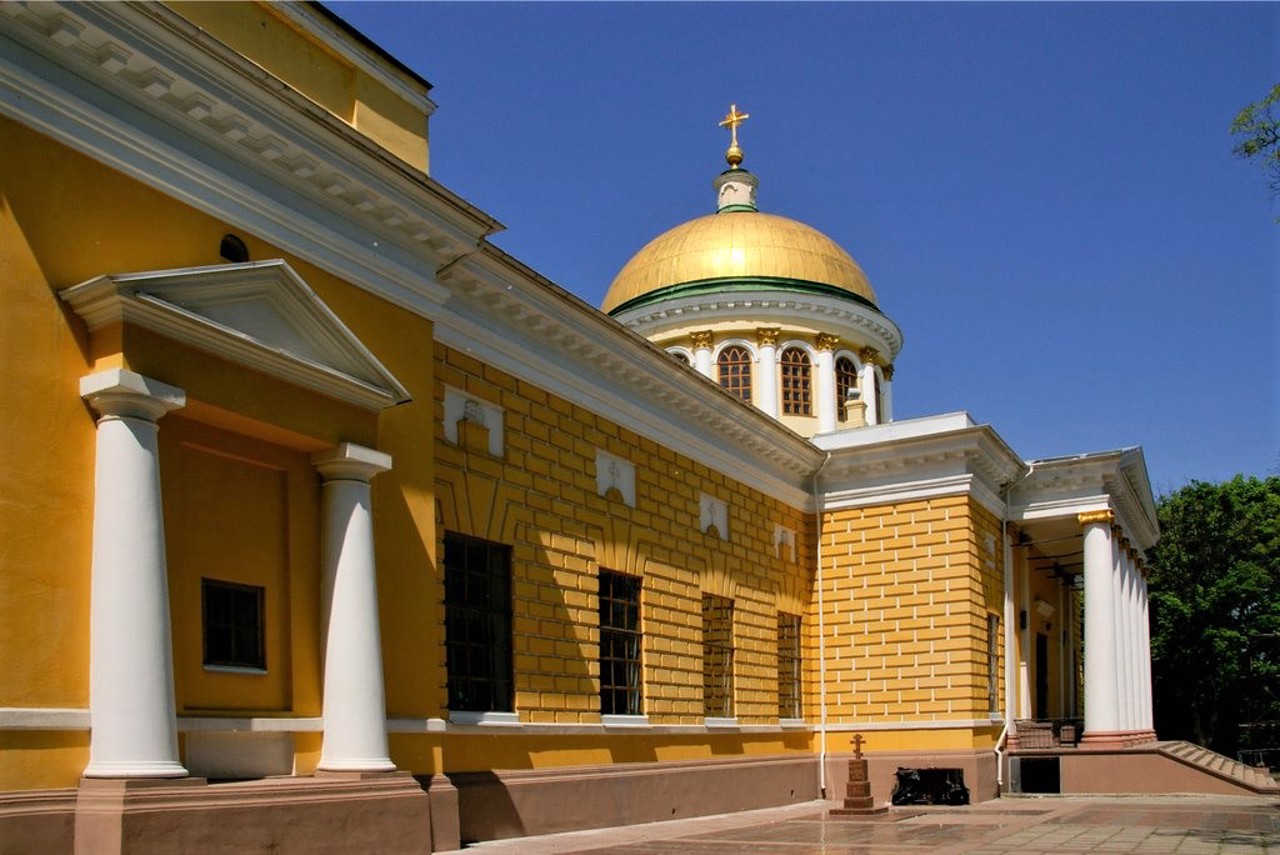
0,2,498,315
815,417,1027,517
613,289,903,360
0,3,830,507
434,252,825,507
1009,448,1159,553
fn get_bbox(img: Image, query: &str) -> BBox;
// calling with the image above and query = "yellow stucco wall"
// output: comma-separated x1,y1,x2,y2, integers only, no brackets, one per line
0,114,438,789
170,2,430,172
820,495,1004,751
427,342,817,772
0,102,1009,793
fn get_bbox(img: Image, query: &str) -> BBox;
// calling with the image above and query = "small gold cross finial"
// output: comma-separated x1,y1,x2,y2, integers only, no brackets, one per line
719,103,749,167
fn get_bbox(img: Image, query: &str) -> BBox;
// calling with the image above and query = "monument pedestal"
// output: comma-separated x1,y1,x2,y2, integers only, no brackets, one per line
828,734,887,817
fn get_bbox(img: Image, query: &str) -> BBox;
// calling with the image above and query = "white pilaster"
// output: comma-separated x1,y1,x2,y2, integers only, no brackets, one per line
756,330,779,418
815,336,837,434
1018,554,1032,719
1080,511,1122,741
859,361,878,426
313,443,395,772
81,369,187,778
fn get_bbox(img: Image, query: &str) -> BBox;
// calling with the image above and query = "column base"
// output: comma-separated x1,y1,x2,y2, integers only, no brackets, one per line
82,760,189,779
316,758,397,773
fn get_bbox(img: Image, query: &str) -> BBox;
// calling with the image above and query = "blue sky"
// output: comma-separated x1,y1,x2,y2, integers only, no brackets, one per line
329,2,1277,493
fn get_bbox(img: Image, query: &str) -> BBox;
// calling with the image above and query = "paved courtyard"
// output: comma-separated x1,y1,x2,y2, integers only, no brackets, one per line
440,794,1280,854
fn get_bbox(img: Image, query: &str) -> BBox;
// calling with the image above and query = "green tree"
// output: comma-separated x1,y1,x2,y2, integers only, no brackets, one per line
1231,84,1280,195
1147,476,1280,756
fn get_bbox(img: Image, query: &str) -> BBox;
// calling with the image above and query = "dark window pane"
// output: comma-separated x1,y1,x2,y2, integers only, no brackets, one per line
202,578,265,670
599,570,643,716
444,533,513,712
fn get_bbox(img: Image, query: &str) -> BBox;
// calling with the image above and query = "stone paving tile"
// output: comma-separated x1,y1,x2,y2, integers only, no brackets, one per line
444,796,1280,855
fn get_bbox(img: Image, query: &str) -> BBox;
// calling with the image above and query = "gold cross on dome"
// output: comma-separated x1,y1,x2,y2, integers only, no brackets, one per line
719,103,750,148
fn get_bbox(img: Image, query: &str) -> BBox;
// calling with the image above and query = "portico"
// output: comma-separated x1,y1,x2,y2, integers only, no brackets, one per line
1007,449,1159,748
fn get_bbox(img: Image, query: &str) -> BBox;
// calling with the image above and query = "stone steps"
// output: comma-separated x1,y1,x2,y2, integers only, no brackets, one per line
1159,741,1280,793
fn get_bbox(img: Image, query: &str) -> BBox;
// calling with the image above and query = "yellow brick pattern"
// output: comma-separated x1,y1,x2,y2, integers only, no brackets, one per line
433,343,813,725
820,496,1003,722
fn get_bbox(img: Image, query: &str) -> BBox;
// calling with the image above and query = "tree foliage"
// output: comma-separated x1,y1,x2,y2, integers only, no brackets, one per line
1231,84,1280,195
1147,476,1280,755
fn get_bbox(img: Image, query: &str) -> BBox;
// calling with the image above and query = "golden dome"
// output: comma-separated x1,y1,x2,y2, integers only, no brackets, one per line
603,209,878,314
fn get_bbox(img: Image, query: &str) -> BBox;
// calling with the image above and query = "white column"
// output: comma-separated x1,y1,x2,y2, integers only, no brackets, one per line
1125,552,1141,732
815,334,838,433
756,329,779,418
1080,510,1122,742
1113,543,1132,732
859,361,878,426
313,443,395,772
81,369,187,778
692,331,714,380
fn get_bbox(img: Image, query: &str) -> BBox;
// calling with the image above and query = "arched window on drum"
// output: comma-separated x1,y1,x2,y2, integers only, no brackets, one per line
780,347,811,415
717,345,752,404
835,356,859,423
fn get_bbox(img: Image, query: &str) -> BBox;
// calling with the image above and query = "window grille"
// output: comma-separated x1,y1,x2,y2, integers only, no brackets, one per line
717,345,753,403
702,594,735,718
599,570,643,715
780,347,811,415
444,533,514,712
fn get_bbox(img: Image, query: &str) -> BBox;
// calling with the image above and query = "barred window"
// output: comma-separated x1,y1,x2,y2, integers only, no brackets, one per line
717,345,753,403
780,347,811,415
202,578,265,670
835,356,859,422
599,571,643,716
777,612,802,719
670,350,691,366
702,594,735,718
444,533,513,713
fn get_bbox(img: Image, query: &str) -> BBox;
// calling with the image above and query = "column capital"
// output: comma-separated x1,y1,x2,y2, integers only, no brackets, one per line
80,368,185,421
815,332,840,352
756,327,780,348
858,346,880,366
1077,509,1115,527
690,330,714,351
312,443,392,483
881,363,895,381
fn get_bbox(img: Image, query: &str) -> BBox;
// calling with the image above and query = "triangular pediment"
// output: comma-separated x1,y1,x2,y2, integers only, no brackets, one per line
61,260,410,411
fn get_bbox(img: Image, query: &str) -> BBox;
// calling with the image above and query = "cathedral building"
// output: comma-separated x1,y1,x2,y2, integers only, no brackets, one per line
1,3,1266,853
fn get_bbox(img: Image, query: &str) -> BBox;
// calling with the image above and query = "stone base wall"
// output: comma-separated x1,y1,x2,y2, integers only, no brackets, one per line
0,773,433,855
449,755,819,843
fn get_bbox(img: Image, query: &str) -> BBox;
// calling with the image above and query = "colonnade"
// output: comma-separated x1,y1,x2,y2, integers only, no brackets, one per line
80,368,397,778
1079,509,1156,745
687,328,894,431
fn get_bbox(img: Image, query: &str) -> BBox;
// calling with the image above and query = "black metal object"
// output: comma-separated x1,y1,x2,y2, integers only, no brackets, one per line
890,767,969,806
